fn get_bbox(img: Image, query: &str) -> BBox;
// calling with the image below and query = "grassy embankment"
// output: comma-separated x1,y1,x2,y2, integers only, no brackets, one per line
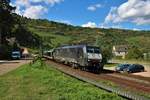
0,60,124,100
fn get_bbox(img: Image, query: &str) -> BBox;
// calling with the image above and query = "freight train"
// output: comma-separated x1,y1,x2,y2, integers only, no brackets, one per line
44,45,104,73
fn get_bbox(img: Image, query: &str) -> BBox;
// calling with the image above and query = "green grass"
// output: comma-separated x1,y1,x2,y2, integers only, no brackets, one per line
0,61,125,100
97,79,119,88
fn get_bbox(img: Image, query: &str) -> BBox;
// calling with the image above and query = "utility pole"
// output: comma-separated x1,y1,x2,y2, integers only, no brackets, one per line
0,33,1,58
40,38,43,58
39,38,44,66
0,28,1,47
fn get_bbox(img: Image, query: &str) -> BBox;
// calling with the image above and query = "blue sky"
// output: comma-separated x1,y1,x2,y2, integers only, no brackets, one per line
11,0,150,30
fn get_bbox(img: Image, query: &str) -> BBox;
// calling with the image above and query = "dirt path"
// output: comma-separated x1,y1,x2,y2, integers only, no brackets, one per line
0,60,31,76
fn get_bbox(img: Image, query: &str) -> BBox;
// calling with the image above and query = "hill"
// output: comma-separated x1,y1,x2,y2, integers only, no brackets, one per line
20,18,150,53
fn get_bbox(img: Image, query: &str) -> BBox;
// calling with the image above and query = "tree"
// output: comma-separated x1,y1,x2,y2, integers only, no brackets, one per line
14,25,40,48
95,36,113,64
126,47,143,59
101,47,113,64
0,0,16,44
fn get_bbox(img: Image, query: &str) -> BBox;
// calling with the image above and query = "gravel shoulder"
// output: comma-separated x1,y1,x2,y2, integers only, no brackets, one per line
132,67,150,77
0,60,31,76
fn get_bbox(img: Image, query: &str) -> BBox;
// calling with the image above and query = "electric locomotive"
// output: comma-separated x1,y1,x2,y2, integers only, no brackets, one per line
52,45,103,73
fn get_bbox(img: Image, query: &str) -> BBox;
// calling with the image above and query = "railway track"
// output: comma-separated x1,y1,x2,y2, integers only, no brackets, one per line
106,74,150,85
44,57,150,100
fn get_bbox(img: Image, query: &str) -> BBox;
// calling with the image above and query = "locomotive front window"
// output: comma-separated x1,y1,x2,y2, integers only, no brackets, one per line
87,47,100,53
94,48,100,53
87,48,94,53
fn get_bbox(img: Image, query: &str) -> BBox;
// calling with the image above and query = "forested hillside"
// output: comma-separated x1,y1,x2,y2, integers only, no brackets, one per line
22,18,150,54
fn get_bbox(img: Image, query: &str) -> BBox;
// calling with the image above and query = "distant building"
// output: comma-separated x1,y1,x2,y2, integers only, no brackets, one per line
112,45,128,59
143,52,150,60
21,48,29,58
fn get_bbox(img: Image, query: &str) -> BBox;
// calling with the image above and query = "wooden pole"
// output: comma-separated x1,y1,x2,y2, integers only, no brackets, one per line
0,28,1,47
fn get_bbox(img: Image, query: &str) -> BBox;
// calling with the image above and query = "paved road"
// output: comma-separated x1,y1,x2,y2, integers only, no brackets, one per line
0,60,31,76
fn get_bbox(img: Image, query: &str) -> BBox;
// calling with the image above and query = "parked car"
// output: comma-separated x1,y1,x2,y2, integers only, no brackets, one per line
115,64,131,72
123,64,145,73
11,51,21,60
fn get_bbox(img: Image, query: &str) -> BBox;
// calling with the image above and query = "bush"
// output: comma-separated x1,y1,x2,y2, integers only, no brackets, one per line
126,47,143,59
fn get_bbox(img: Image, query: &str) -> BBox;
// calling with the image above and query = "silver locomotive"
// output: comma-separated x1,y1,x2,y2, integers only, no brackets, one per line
46,45,103,73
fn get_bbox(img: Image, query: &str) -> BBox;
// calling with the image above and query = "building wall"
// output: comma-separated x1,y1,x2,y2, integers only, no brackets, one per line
112,46,128,59
113,52,126,56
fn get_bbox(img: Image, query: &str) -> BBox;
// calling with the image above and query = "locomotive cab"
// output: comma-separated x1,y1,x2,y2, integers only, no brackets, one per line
86,46,103,72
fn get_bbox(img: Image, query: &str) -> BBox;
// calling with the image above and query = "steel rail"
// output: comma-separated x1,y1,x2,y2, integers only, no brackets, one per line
107,74,150,85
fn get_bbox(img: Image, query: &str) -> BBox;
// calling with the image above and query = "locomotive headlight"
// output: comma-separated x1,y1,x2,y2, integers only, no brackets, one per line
99,54,102,59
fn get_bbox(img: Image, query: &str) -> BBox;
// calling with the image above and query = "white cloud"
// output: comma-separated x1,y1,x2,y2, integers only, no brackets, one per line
87,4,102,11
59,20,72,25
132,28,140,31
13,0,64,19
16,0,30,7
133,18,150,25
105,7,122,23
15,6,23,15
105,0,150,25
99,23,122,29
23,5,48,19
82,22,97,28
111,25,122,29
54,19,72,25
99,24,108,29
31,0,64,6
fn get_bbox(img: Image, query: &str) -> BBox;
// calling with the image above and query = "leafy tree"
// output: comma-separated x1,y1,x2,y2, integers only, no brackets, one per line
101,47,113,64
14,25,40,48
0,42,13,59
95,36,113,64
126,47,143,59
0,0,16,44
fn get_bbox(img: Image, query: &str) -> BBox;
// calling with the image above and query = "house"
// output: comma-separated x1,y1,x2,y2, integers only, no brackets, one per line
21,48,29,58
112,45,128,59
143,52,150,60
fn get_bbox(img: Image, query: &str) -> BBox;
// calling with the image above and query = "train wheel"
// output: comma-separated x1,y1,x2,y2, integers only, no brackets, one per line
95,69,100,74
64,61,68,65
81,66,86,71
72,63,78,69
81,67,84,71
94,66,101,74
